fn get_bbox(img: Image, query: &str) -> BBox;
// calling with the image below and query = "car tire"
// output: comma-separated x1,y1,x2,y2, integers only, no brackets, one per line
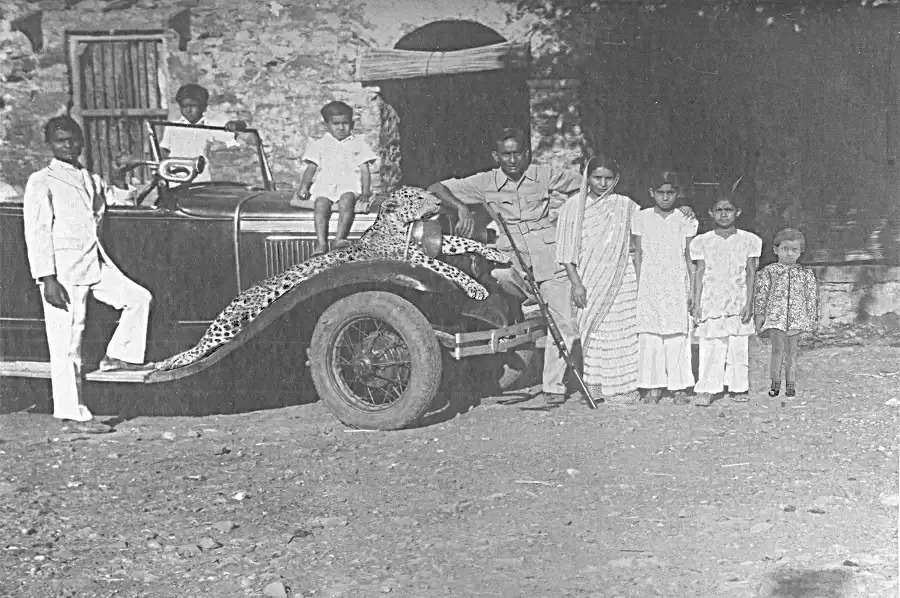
309,291,442,430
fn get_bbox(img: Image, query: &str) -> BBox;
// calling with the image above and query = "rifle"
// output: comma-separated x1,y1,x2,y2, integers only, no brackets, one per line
492,212,598,409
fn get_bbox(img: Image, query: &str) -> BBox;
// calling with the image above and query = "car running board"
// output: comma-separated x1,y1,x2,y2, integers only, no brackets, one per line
0,361,152,383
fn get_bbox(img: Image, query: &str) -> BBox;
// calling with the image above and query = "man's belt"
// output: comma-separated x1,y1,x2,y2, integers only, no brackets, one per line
510,220,551,234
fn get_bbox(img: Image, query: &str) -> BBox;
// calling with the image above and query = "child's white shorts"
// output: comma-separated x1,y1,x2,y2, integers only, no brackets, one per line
310,182,359,203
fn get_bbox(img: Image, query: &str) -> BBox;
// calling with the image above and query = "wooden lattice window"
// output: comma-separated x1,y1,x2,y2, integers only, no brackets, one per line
66,31,169,182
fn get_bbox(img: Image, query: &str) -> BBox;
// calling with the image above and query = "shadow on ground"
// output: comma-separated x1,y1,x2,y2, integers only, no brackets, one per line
763,568,854,598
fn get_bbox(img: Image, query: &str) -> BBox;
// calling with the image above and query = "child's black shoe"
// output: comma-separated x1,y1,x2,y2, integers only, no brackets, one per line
768,380,781,397
785,383,796,397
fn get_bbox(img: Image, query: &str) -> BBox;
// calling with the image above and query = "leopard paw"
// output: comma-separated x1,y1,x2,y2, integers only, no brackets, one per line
481,247,511,264
467,282,489,301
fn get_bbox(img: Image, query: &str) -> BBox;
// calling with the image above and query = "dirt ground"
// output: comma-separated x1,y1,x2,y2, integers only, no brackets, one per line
1,335,898,598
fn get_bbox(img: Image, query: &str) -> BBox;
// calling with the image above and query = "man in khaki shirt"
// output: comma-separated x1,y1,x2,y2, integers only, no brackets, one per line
429,128,581,403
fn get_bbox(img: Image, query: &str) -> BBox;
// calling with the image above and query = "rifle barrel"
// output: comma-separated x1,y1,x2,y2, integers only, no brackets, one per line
493,213,598,409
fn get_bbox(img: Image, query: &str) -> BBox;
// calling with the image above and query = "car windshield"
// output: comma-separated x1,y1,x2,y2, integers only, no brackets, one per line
150,121,272,190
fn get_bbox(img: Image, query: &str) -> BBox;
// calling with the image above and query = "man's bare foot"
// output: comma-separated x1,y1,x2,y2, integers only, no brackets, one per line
98,355,154,372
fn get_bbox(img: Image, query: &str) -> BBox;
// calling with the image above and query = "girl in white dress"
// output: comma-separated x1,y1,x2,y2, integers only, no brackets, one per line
633,171,698,404
689,194,762,406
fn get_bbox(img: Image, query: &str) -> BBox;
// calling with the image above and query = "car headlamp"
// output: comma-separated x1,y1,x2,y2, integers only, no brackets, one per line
159,156,206,183
406,220,443,259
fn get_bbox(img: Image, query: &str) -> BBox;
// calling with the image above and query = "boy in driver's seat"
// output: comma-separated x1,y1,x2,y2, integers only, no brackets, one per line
160,83,246,183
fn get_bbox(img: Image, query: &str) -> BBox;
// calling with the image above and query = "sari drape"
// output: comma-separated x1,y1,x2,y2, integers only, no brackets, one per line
556,180,639,395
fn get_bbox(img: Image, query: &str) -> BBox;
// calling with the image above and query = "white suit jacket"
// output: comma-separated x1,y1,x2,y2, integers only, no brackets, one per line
23,159,133,286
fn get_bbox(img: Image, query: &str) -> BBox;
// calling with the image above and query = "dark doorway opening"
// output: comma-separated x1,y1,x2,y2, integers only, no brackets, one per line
378,20,530,187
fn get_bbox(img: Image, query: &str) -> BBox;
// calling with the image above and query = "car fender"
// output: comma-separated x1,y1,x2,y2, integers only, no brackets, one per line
146,260,467,383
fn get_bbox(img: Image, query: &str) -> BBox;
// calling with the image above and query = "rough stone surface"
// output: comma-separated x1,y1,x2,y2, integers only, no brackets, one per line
0,339,896,596
0,0,555,193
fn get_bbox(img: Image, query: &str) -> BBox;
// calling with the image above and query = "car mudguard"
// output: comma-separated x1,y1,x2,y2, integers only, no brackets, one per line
146,260,470,383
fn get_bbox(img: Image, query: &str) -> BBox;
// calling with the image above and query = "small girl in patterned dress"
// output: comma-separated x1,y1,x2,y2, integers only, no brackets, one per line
753,228,819,398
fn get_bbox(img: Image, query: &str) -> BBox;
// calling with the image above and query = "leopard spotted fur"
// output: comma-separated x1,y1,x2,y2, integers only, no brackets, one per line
157,186,510,370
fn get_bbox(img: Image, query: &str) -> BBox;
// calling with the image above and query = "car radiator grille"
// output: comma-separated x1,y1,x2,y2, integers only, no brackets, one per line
264,236,316,277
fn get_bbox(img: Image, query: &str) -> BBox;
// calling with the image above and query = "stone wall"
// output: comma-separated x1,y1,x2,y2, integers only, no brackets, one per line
2,1,897,324
0,0,563,196
814,265,900,328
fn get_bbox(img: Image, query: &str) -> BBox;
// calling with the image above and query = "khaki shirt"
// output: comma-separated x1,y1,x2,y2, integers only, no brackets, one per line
443,164,581,281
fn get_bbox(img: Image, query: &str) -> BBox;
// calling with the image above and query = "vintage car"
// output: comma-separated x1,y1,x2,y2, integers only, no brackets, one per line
0,122,544,430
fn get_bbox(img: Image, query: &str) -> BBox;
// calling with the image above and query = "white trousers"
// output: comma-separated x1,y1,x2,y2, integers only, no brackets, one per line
637,333,695,391
40,263,151,421
695,335,749,394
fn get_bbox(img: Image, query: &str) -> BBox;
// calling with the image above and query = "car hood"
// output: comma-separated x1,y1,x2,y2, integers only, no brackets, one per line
176,187,306,219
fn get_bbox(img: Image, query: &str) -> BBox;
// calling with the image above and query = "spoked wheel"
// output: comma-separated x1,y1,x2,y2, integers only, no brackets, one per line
330,317,412,409
309,291,442,430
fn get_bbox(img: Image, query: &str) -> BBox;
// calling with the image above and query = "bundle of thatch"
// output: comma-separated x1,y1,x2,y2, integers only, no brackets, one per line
356,41,530,82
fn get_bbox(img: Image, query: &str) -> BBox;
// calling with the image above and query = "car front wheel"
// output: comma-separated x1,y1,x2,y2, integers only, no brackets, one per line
309,291,442,430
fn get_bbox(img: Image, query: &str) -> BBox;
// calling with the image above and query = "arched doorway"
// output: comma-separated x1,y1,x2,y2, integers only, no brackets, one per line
377,21,530,187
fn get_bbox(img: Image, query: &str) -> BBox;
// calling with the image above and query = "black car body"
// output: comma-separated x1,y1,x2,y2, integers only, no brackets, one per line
0,122,543,429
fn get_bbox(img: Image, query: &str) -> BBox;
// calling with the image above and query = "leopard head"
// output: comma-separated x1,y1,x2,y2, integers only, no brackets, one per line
365,186,442,239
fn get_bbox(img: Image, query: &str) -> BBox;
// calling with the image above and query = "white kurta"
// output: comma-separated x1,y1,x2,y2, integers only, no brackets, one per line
689,229,761,394
689,229,762,338
633,208,697,335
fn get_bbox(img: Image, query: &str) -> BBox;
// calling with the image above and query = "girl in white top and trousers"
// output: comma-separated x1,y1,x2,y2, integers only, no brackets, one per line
689,194,762,406
632,171,698,404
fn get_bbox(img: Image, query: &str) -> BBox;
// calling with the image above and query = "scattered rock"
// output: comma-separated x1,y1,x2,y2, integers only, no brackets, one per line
212,520,238,534
850,553,883,566
262,581,289,597
749,522,773,534
175,544,201,558
878,493,899,507
306,516,348,528
287,529,312,542
197,536,223,551
232,491,249,501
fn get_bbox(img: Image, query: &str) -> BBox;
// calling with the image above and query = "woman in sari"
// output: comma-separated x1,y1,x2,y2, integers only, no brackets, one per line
556,155,641,404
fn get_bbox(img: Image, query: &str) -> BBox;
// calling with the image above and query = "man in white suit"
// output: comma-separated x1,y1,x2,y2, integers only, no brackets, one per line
23,116,153,431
